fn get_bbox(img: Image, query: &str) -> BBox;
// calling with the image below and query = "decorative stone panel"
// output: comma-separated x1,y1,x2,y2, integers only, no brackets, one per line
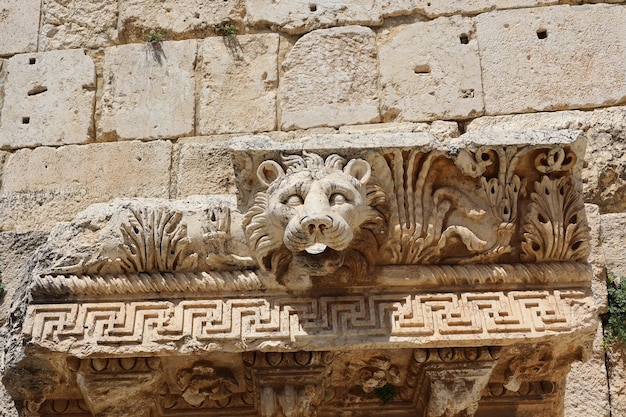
0,50,95,148
3,131,596,417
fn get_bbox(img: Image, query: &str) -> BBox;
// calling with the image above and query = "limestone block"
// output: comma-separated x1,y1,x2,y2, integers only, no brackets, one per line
174,140,236,197
280,26,380,130
246,0,382,34
39,0,118,51
338,121,460,140
0,50,95,149
100,40,196,141
601,213,626,278
467,107,626,213
0,0,40,56
119,0,244,43
476,4,626,115
0,141,171,231
564,324,610,417
0,231,48,417
197,34,278,135
413,0,556,18
379,16,483,122
607,343,626,417
379,0,417,17
585,205,608,314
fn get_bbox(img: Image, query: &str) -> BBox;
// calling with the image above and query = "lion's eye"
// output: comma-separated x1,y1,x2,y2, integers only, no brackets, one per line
330,193,347,205
285,194,303,206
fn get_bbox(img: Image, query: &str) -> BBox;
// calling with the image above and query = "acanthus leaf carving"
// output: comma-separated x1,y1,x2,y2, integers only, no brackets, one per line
521,176,590,262
176,361,239,407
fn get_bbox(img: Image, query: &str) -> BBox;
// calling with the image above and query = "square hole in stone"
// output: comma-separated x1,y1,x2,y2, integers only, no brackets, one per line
22,117,30,124
460,34,469,44
29,58,36,64
536,29,548,40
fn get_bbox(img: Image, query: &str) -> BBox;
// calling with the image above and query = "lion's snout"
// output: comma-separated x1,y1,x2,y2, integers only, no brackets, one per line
301,214,333,235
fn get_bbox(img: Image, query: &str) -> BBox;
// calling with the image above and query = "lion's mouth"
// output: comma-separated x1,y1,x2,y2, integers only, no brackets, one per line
305,243,328,255
294,244,344,276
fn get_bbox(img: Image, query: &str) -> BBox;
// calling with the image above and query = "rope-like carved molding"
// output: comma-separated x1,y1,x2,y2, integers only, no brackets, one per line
24,289,593,355
32,270,265,298
30,262,591,298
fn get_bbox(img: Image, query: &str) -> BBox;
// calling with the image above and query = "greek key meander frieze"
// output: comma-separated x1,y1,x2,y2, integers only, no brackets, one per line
25,289,592,354
6,131,595,417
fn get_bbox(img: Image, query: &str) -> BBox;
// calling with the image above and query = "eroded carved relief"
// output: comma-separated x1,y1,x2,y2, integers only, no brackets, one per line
176,361,239,406
242,151,389,288
522,176,590,262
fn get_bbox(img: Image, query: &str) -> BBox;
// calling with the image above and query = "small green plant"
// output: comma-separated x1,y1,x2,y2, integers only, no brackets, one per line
374,383,396,404
603,271,626,347
145,28,164,43
216,22,238,38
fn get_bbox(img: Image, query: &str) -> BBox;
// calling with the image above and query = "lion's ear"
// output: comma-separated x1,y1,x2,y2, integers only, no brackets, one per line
257,160,285,187
344,159,371,185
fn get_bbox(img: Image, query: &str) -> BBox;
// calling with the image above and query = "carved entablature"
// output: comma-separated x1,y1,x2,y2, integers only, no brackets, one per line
4,131,597,417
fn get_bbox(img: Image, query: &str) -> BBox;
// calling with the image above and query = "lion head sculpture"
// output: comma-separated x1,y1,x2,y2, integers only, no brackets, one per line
242,151,388,289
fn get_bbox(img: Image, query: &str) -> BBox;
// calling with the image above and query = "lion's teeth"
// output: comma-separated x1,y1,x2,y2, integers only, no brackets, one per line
305,243,327,255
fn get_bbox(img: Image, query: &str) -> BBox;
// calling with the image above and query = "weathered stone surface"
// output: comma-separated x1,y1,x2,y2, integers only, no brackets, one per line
280,26,379,130
476,4,626,115
0,141,171,231
0,0,39,56
601,213,626,278
584,205,608,314
174,140,236,197
414,0,556,18
100,40,196,141
607,343,626,417
119,0,244,43
197,34,278,135
246,0,382,34
0,50,95,149
468,107,626,213
39,0,118,51
564,322,611,417
0,231,48,417
379,16,483,122
338,120,460,140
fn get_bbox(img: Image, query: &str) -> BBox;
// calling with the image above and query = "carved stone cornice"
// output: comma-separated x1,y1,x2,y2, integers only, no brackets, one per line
3,130,596,417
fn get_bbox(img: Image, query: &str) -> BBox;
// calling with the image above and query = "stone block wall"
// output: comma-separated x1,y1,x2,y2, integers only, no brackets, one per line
1,1,626,415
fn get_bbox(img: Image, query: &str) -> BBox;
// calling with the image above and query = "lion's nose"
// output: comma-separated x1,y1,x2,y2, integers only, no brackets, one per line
302,216,332,235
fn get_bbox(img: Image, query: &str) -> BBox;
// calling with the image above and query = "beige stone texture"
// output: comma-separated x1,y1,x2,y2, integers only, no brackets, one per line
468,107,626,213
476,4,626,115
564,324,610,417
0,141,171,231
601,213,626,278
584,204,608,314
379,0,418,17
338,120,460,140
39,0,118,51
100,40,196,141
0,0,40,56
607,343,626,417
280,26,380,130
0,50,95,149
379,16,483,122
245,0,382,34
119,0,245,43
413,0,556,18
0,231,48,417
197,34,278,135
173,140,236,197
